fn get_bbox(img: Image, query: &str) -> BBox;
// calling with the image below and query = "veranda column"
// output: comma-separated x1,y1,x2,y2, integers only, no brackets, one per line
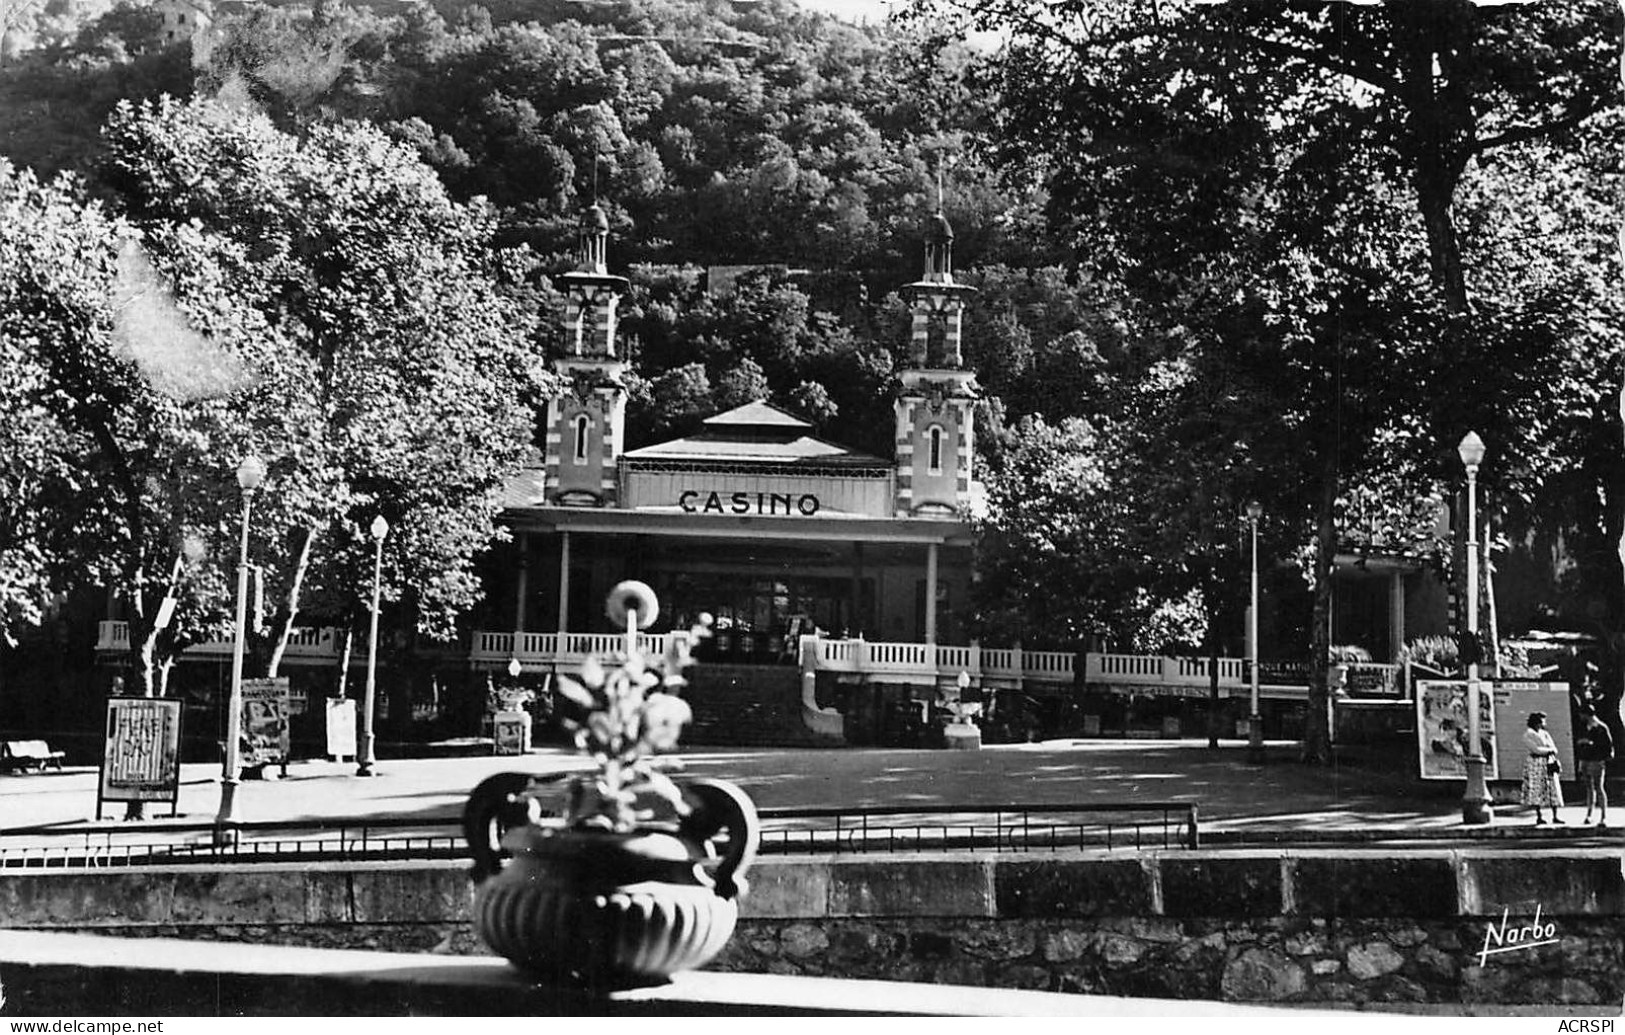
557,531,572,639
1389,570,1406,662
514,532,529,637
924,542,939,646
851,542,864,636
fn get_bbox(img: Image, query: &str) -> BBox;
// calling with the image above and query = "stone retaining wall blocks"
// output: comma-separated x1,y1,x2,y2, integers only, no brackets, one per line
1291,857,1457,918
826,859,993,917
1160,857,1281,917
1458,855,1624,916
993,859,1151,918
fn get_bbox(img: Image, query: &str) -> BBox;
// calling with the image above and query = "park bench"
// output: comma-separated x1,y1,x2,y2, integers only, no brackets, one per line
1,740,66,773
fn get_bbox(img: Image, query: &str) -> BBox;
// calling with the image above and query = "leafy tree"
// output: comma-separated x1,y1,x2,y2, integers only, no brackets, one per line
100,96,555,687
0,157,310,694
974,414,1141,645
713,356,769,410
637,361,713,442
922,0,1621,762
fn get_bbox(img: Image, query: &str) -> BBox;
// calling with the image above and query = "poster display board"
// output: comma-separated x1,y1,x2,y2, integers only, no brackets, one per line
1415,680,1495,780
325,698,357,761
98,697,183,818
1490,682,1573,781
493,711,531,755
240,677,291,772
1344,664,1403,699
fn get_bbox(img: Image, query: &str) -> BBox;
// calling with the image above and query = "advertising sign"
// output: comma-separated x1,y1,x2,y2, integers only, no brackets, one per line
325,698,357,761
1258,659,1310,685
240,677,291,770
1344,664,1402,698
493,711,531,755
1490,682,1573,781
1415,680,1495,780
98,697,183,817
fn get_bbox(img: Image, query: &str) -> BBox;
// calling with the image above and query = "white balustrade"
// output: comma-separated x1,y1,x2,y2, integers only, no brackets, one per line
472,631,515,659
1023,650,1073,677
935,645,974,673
460,630,1334,694
517,632,557,657
981,648,1018,675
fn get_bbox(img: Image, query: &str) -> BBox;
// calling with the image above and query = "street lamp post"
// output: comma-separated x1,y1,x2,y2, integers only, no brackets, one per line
1245,501,1265,764
1458,432,1494,825
357,514,388,777
214,455,266,843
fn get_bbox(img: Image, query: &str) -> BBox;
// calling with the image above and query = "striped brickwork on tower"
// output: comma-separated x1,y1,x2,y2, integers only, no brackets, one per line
599,387,621,505
907,298,966,369
566,287,621,358
894,399,915,513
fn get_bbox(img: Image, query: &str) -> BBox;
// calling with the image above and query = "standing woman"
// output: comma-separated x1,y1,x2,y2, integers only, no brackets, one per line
1521,711,1564,825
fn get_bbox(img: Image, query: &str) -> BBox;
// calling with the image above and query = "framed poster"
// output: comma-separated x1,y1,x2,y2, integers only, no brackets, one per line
1344,663,1402,699
493,711,530,755
1490,682,1574,781
98,697,183,818
240,677,291,771
1415,680,1495,780
325,697,357,761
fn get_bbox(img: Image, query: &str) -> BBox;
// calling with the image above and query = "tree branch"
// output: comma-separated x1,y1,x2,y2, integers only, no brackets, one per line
1470,99,1614,156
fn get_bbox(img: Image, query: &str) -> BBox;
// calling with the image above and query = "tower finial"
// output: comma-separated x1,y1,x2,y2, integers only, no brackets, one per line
935,156,944,213
592,152,601,204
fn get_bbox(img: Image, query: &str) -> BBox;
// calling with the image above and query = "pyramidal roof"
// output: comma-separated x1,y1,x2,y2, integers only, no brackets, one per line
700,400,812,430
624,400,887,467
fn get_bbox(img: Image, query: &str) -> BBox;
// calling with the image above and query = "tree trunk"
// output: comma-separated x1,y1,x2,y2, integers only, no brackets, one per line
1304,459,1338,765
1414,177,1469,313
1391,2,1474,314
336,624,355,699
135,618,157,698
267,524,319,678
1481,518,1500,677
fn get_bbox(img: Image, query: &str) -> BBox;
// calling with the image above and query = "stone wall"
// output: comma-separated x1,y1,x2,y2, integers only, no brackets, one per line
1,850,1619,1008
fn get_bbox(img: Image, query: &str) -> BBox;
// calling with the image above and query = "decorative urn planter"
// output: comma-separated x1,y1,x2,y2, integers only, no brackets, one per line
464,773,758,985
462,582,757,986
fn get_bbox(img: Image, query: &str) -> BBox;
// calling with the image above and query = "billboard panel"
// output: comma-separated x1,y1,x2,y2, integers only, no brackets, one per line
1415,680,1495,780
99,697,183,815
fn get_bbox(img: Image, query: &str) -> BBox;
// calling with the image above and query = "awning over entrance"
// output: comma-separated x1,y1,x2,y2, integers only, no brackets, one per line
504,505,971,546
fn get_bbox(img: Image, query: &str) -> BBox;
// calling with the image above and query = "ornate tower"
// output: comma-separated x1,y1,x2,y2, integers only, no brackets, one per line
545,201,630,506
894,201,978,517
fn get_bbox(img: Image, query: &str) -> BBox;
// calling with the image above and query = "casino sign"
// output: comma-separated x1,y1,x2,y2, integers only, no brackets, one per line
678,490,821,516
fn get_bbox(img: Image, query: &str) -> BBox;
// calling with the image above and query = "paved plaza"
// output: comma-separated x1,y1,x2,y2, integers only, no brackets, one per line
2,737,1619,843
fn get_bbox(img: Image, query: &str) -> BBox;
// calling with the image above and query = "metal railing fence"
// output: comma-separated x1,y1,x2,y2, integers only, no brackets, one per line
0,801,1198,869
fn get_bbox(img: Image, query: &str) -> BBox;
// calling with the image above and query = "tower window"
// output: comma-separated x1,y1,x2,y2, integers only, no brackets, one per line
178,13,186,23
573,414,590,465
927,425,944,475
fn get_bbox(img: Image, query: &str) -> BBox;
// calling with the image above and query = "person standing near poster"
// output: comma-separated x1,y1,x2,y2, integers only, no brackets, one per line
1577,708,1613,828
1521,711,1564,825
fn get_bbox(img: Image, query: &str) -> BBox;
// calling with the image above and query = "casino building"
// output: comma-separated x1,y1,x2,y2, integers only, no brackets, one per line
466,202,984,743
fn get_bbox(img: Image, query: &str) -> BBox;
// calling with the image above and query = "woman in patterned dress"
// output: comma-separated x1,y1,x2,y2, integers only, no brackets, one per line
1521,711,1564,825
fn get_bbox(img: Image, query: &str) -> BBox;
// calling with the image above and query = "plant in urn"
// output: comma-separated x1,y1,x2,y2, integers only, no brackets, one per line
462,581,757,986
